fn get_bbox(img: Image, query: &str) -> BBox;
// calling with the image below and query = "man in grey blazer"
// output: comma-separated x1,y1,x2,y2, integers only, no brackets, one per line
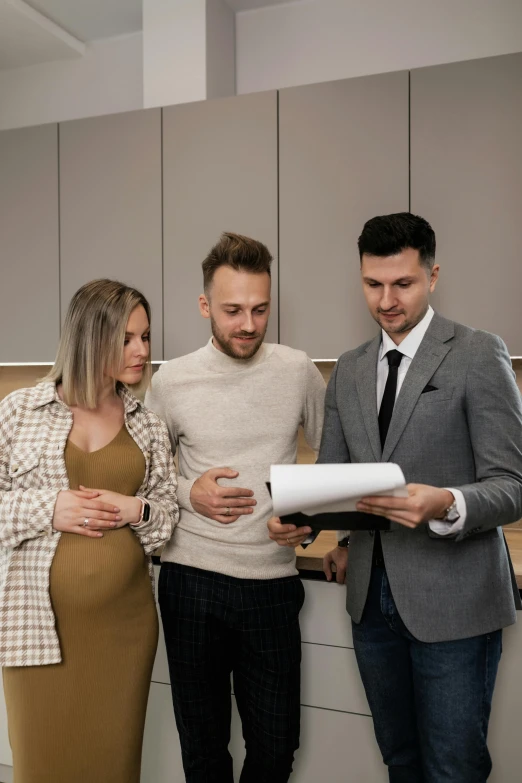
268,213,522,782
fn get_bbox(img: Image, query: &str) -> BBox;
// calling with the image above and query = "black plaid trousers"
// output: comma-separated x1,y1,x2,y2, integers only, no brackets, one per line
158,562,305,783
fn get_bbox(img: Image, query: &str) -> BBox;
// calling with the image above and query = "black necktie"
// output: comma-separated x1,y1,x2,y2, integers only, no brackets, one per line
379,350,403,448
373,349,403,568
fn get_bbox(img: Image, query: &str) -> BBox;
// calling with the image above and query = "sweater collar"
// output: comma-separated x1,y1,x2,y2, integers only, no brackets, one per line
203,337,268,373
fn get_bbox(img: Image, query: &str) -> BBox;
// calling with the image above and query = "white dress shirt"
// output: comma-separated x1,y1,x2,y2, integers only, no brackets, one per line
378,305,466,535
334,306,466,543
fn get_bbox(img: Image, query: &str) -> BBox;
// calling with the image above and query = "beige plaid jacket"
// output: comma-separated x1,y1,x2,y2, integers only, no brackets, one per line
0,382,178,667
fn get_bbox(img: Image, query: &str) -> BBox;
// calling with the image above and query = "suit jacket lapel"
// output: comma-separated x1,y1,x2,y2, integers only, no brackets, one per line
381,314,454,462
356,336,382,461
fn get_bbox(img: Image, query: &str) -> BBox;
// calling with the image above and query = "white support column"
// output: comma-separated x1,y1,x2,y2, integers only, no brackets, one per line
143,0,235,109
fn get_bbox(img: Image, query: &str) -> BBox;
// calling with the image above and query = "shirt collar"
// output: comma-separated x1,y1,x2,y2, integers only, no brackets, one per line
30,381,141,415
379,305,434,362
30,382,58,409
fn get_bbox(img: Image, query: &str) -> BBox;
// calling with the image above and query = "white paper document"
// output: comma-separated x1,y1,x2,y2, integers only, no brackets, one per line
270,463,408,517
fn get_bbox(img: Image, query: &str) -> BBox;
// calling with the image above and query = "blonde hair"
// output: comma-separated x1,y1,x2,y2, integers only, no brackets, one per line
45,279,152,408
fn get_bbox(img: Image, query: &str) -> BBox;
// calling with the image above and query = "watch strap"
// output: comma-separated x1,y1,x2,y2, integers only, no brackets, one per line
132,496,150,525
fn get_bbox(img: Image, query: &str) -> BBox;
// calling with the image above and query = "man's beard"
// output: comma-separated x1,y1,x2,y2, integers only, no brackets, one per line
375,306,427,335
210,316,267,360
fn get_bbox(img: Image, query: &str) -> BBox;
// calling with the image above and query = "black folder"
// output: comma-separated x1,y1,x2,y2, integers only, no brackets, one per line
266,482,390,532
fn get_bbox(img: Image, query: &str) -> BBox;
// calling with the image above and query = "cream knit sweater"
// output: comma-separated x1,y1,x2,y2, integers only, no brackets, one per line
145,339,325,579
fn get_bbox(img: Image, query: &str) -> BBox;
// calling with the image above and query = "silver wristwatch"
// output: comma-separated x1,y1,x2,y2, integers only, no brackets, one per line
442,499,460,523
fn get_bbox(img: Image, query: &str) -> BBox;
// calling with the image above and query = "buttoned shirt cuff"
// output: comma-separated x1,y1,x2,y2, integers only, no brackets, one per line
427,489,467,536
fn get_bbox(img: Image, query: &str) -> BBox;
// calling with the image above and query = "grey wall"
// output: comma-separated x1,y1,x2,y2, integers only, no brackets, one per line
411,52,522,355
163,91,278,358
206,0,236,100
279,71,409,358
0,52,521,364
0,124,59,362
59,109,163,360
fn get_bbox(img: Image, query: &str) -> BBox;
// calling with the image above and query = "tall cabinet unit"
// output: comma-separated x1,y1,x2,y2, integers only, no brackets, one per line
162,91,279,358
59,110,163,359
410,52,522,355
0,124,60,363
279,72,410,359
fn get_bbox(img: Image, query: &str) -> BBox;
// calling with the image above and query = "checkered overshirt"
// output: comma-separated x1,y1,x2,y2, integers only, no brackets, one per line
0,382,178,667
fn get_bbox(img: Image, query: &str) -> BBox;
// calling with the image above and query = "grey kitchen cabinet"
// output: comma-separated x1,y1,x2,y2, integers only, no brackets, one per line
59,109,163,359
162,90,278,358
279,72,409,359
0,124,60,362
411,52,522,355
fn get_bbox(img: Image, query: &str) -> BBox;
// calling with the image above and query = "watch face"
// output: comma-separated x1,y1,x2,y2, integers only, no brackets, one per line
446,502,460,522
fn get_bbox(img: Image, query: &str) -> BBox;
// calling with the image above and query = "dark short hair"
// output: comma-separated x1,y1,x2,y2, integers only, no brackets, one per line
202,232,273,293
357,213,436,270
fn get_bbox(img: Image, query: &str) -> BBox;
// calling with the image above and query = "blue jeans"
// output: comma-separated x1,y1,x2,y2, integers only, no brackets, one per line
351,566,502,783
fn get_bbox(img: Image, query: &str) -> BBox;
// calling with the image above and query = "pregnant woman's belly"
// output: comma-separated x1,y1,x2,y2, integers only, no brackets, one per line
50,526,152,619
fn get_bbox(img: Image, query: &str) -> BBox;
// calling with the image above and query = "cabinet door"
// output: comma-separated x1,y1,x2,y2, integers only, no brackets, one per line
163,91,278,358
411,53,522,354
279,72,409,359
489,620,522,782
59,110,163,359
0,124,59,362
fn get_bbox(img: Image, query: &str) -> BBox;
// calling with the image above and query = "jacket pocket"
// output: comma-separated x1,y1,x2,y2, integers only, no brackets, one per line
418,388,454,403
9,451,40,482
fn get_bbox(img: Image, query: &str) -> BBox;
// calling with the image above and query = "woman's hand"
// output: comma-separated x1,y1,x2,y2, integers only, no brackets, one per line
79,486,142,527
53,489,122,538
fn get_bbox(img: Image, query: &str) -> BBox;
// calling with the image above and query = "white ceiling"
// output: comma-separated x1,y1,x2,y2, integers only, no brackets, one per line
0,0,84,70
0,0,303,72
23,0,298,42
25,0,143,41
225,0,301,11
26,0,296,41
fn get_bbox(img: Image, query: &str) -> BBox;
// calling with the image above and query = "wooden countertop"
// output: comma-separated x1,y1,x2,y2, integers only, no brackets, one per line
296,528,522,588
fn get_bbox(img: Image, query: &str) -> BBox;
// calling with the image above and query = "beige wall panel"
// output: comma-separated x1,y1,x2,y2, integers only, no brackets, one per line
489,620,522,782
231,704,387,783
162,91,278,358
143,685,386,783
0,124,59,362
279,72,409,359
411,53,522,354
59,110,163,359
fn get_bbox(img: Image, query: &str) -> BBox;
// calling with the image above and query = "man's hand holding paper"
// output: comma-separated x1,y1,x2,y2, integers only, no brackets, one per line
357,483,455,528
269,463,408,528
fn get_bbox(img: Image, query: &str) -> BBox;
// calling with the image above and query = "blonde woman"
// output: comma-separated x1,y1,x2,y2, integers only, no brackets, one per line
0,279,178,783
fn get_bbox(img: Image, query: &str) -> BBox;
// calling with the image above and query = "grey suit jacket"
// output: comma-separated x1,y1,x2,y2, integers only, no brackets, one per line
318,313,522,642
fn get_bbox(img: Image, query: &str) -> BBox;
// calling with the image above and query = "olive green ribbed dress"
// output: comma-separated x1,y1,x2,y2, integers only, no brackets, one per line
3,426,158,783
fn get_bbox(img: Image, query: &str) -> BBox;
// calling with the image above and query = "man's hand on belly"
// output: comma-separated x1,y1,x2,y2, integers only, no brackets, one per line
190,467,257,524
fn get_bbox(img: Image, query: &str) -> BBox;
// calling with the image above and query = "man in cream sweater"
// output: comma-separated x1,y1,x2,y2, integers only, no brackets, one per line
145,232,325,783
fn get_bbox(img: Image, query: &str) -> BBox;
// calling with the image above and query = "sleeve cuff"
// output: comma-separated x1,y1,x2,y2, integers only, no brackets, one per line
428,489,467,536
176,476,197,513
336,530,350,542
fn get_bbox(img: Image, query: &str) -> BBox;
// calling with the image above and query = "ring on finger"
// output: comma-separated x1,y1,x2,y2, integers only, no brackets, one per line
83,518,89,527
225,507,231,516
